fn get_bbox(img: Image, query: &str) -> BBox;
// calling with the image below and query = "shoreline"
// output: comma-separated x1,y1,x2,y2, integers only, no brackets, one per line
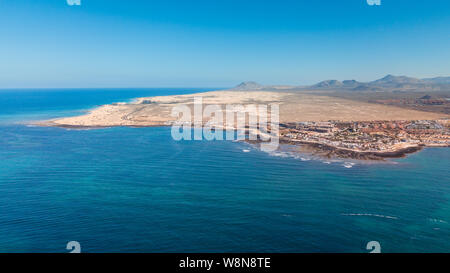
33,89,450,161
280,138,430,160
36,120,449,161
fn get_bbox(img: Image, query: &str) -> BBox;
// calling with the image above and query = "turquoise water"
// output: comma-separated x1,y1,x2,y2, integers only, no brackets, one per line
0,89,449,253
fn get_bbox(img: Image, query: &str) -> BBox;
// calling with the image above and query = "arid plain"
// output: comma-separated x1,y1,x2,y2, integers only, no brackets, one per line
39,90,449,128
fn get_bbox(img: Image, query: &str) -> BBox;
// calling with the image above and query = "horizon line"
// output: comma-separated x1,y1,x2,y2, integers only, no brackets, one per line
1,74,450,90
0,86,230,91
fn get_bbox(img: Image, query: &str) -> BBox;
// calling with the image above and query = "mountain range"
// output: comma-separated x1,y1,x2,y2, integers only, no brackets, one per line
233,75,450,92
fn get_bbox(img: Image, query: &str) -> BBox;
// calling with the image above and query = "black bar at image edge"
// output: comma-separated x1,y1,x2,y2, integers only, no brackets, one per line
0,253,448,271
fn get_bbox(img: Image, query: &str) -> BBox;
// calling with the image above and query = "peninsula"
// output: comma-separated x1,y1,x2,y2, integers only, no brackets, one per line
37,75,450,160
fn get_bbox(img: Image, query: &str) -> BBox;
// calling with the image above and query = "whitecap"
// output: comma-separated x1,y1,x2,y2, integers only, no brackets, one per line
269,151,291,158
428,218,448,224
341,213,398,220
343,162,354,168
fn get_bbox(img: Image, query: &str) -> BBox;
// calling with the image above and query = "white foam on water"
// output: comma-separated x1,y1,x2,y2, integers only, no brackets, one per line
428,218,448,224
341,213,398,220
269,151,291,158
242,149,250,153
343,162,355,168
263,146,314,161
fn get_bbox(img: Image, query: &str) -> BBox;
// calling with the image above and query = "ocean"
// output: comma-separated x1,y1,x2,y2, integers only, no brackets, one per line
0,88,449,253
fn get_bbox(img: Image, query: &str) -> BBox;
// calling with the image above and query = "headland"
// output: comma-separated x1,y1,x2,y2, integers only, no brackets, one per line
36,77,450,160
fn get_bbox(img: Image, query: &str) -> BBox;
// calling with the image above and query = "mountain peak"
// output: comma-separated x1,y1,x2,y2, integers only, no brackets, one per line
372,75,423,85
232,81,264,90
313,80,343,88
342,80,361,87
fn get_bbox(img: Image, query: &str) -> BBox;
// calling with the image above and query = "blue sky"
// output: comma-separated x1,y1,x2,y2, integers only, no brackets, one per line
0,0,449,88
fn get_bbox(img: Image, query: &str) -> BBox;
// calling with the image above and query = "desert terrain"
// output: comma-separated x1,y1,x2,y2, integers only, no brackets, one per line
39,90,448,128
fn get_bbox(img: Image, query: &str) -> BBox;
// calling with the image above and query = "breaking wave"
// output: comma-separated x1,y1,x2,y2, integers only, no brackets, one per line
341,213,398,220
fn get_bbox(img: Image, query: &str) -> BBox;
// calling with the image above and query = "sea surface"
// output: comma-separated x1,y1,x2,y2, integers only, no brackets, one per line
0,88,449,253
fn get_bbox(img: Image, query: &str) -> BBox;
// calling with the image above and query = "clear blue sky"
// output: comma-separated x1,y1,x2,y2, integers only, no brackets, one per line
1,0,449,88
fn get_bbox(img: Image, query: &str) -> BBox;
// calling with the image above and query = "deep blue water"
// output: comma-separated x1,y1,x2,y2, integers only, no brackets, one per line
0,89,449,253
0,88,208,124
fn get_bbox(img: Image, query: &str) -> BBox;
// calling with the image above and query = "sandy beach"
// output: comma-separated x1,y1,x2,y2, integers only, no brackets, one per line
37,90,449,128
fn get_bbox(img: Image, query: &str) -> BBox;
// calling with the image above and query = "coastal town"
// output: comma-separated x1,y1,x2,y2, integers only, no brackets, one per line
279,119,450,160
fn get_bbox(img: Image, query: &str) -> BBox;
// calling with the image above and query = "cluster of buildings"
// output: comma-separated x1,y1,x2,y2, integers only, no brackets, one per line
280,120,450,152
